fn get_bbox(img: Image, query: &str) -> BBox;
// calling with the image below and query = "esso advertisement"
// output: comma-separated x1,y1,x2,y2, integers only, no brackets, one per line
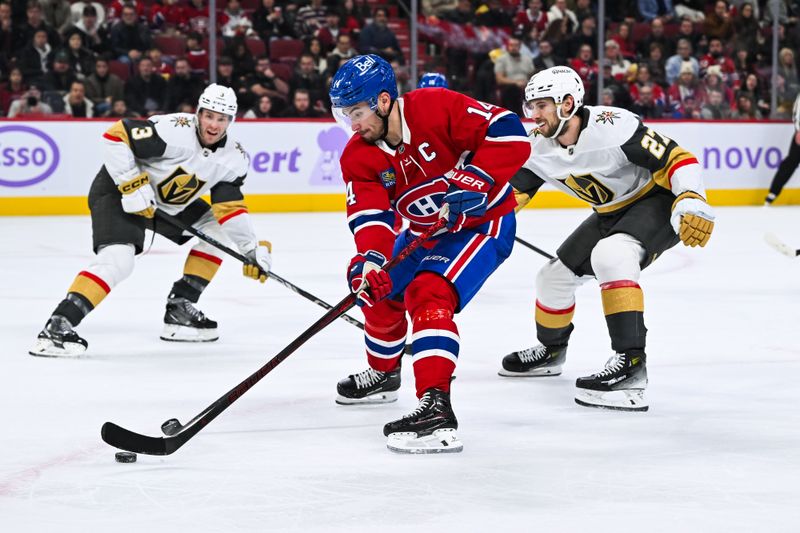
0,125,60,188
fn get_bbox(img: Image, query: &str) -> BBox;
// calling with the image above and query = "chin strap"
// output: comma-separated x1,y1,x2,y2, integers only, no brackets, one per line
549,103,580,139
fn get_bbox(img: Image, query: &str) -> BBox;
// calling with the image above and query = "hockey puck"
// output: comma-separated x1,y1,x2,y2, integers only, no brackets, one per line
115,451,137,463
161,418,182,436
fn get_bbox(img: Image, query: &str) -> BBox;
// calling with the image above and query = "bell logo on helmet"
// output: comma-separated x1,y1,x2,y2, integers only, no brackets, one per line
354,56,376,74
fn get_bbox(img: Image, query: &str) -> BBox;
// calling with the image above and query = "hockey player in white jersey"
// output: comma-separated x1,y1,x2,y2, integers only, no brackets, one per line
30,84,273,357
500,67,715,411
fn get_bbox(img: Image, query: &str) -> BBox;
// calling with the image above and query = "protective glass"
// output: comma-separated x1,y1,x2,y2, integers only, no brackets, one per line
332,102,377,130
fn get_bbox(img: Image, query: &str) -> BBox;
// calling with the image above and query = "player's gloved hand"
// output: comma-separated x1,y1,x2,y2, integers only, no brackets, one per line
671,192,715,247
243,240,272,283
118,173,156,218
347,250,392,307
442,167,494,232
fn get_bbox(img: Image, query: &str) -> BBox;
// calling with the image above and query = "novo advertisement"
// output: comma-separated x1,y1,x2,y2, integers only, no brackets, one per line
0,118,797,208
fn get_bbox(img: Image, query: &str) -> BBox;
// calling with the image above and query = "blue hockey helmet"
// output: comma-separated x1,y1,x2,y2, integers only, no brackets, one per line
417,72,448,89
329,55,397,130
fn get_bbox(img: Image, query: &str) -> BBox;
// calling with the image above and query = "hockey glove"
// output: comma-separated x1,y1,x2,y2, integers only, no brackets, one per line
442,167,494,232
348,251,392,307
671,192,715,247
243,240,272,283
118,173,156,218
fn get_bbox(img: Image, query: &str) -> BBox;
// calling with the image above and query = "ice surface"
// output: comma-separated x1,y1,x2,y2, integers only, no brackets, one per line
1,207,799,532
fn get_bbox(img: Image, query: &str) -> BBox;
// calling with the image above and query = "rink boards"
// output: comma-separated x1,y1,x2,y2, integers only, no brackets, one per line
0,118,798,215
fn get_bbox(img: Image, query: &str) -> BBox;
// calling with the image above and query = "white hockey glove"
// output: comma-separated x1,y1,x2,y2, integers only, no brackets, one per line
118,173,156,218
670,192,715,247
243,240,272,283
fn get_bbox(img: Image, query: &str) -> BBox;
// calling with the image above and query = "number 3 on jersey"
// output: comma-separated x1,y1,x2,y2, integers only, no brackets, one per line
346,181,357,206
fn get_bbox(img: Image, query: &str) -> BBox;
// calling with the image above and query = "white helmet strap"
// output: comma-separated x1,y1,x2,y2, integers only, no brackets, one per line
549,96,578,139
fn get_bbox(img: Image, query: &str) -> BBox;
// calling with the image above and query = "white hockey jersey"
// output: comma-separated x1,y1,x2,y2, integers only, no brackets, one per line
513,106,705,213
102,113,258,252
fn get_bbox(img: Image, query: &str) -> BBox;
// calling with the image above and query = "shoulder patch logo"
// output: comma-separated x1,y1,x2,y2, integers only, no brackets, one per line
170,116,192,128
158,167,207,205
379,167,396,188
595,110,621,125
234,141,249,161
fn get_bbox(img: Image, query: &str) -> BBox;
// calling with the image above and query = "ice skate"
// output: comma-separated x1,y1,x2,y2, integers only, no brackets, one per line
160,297,219,342
336,367,401,405
498,344,566,377
383,388,463,454
575,352,648,412
29,315,88,357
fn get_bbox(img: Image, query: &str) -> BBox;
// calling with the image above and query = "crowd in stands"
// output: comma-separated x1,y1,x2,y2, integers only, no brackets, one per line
0,0,798,121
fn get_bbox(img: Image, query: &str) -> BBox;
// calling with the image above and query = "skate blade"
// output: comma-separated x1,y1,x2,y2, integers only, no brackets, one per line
335,391,398,405
498,365,563,377
160,325,219,342
28,338,86,358
386,428,463,454
574,389,648,412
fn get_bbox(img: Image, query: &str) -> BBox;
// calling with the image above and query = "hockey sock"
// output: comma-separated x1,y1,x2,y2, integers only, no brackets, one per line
600,280,647,353
53,272,111,327
363,299,407,372
170,249,222,302
535,299,575,348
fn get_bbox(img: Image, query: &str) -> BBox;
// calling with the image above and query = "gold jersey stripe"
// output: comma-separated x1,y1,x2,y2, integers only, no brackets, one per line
68,272,111,308
601,286,644,315
652,147,695,190
594,179,656,214
535,305,575,330
103,120,131,147
212,200,249,222
184,250,222,281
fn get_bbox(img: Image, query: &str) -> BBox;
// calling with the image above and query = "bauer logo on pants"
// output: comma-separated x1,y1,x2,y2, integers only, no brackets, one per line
0,125,60,187
158,167,207,205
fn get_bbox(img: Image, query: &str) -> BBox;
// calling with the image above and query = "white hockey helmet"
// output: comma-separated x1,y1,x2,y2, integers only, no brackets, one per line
523,66,584,138
197,83,238,121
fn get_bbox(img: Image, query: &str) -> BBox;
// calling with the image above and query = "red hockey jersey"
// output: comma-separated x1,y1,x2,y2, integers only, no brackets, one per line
341,88,531,258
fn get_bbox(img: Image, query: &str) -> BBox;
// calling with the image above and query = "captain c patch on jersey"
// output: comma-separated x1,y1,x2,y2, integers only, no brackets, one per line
158,167,207,205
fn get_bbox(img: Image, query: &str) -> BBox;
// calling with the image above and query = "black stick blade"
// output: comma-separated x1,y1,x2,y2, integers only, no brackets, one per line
101,422,171,455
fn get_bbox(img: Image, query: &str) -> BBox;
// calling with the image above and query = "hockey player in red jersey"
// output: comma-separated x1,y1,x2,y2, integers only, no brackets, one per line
329,55,530,453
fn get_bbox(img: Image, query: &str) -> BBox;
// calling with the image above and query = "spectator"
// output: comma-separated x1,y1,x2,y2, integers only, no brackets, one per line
14,1,61,54
0,2,12,59
7,84,53,117
638,0,675,22
69,4,107,55
125,56,167,115
645,42,667,88
667,61,705,116
185,32,209,75
520,24,541,60
700,87,731,119
338,0,367,38
41,49,76,92
612,22,636,60
732,1,758,51
573,0,593,23
542,16,569,60
296,0,326,38
570,43,598,87
215,55,247,104
547,0,577,33
110,4,151,65
246,55,289,112
495,36,535,115
703,65,734,106
777,47,800,111
326,33,356,78
732,47,755,85
665,38,699,85
475,0,513,27
629,64,665,107
736,72,769,117
106,97,138,117
62,79,93,117
391,58,413,95
17,28,53,83
251,0,289,43
280,88,322,117
221,0,255,39
699,37,735,80
224,36,256,79
148,48,174,78
150,0,189,32
185,0,210,34
515,0,548,35
243,94,273,118
565,15,596,60
315,9,341,52
166,57,204,111
359,7,403,63
673,16,702,55
637,17,673,58
61,29,95,80
601,87,615,106
422,0,458,17
442,0,474,24
106,0,145,24
0,67,27,116
290,52,326,108
39,0,70,34
534,39,564,71
630,84,665,119
731,93,756,120
306,37,328,75
598,61,632,109
604,40,631,82
705,0,734,42
69,1,105,27
84,57,124,115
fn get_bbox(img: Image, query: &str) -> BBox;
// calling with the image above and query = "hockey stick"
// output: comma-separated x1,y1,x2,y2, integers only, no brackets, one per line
154,210,365,330
514,236,555,260
764,233,800,257
100,218,447,455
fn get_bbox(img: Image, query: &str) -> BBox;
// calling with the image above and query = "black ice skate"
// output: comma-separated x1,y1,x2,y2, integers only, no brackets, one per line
383,388,462,454
336,367,401,405
498,344,567,377
160,297,219,342
29,315,88,357
575,352,648,412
